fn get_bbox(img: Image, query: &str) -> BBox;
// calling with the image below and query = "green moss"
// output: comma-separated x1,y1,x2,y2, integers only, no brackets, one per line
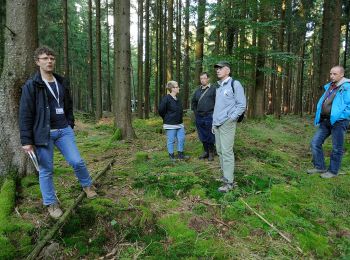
110,128,122,142
296,231,331,257
0,235,16,260
188,184,206,198
86,198,116,215
193,238,231,258
135,151,149,163
20,175,38,188
0,178,15,221
223,203,247,221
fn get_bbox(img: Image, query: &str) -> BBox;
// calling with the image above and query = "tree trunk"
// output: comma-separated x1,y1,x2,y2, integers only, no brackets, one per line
253,0,268,117
88,0,94,113
175,0,182,87
274,0,286,119
137,0,144,118
96,0,103,119
214,0,221,55
144,0,150,119
318,0,342,94
166,0,173,81
105,0,112,112
0,0,37,176
247,0,257,118
0,0,5,74
162,1,167,93
183,0,190,109
114,0,136,139
62,0,69,79
154,0,160,114
225,0,235,55
194,0,206,86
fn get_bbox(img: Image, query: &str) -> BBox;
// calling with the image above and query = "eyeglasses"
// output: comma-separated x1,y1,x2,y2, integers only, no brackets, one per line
38,57,56,61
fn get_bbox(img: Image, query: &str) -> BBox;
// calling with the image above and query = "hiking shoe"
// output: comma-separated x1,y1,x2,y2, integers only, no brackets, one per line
178,151,190,160
83,185,98,199
218,183,234,193
47,203,63,219
320,171,337,179
169,153,176,162
198,152,209,160
306,168,326,174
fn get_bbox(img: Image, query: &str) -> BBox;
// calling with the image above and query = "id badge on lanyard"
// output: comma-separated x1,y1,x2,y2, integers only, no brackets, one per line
43,77,65,115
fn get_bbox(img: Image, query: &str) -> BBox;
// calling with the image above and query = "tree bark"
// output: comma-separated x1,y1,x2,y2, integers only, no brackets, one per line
253,0,268,117
114,0,136,139
166,0,174,81
87,0,94,112
0,0,5,74
154,0,160,114
144,0,150,119
0,0,38,176
183,0,190,109
274,0,286,119
137,0,144,118
214,0,221,55
318,0,342,94
194,0,206,86
175,0,182,87
62,0,69,79
105,0,112,112
96,0,103,119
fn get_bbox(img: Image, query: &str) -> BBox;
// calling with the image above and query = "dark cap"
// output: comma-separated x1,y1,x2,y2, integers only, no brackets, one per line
214,61,231,69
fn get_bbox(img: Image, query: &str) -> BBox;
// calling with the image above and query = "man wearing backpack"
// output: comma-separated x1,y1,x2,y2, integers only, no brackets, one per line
212,61,246,192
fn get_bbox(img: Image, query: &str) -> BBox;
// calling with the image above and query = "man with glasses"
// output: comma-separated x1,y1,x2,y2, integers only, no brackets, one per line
212,61,246,193
19,46,97,219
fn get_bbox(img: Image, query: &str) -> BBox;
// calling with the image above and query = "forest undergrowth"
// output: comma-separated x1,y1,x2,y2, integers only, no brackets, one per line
1,113,350,259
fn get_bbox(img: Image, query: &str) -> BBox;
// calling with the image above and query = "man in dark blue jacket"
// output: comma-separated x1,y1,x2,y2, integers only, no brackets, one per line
191,72,216,161
19,46,97,219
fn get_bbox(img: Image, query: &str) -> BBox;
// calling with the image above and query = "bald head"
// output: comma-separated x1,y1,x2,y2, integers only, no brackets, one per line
330,66,344,83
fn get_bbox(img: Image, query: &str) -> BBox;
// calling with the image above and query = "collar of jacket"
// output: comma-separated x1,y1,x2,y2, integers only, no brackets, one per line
32,71,65,88
217,76,232,87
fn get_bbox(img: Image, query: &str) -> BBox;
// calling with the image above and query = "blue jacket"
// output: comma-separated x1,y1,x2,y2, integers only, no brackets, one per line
212,77,246,126
314,78,350,125
19,71,74,146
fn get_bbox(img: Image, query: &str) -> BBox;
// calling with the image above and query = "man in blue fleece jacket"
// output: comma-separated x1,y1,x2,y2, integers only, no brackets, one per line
212,61,246,192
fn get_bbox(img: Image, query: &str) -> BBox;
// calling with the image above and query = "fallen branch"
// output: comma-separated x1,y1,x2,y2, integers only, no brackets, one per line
239,198,303,254
26,158,116,260
212,217,231,228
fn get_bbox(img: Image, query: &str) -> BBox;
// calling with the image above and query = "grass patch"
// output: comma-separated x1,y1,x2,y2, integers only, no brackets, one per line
5,113,350,259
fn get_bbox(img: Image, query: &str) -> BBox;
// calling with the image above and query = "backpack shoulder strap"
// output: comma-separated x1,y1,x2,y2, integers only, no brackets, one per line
231,78,236,93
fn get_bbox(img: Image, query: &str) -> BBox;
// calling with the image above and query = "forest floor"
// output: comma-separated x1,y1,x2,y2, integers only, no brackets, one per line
1,113,350,259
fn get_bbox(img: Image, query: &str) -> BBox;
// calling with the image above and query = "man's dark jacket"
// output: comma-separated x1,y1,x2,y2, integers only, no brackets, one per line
191,84,216,116
19,71,74,146
158,94,183,124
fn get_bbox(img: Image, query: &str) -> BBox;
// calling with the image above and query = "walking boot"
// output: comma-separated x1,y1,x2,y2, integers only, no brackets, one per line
178,151,190,160
169,153,176,162
208,144,214,161
198,143,209,160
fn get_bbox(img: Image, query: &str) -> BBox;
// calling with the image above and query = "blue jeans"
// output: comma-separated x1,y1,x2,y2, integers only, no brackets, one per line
166,127,186,154
195,114,215,145
310,119,349,174
36,126,92,205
